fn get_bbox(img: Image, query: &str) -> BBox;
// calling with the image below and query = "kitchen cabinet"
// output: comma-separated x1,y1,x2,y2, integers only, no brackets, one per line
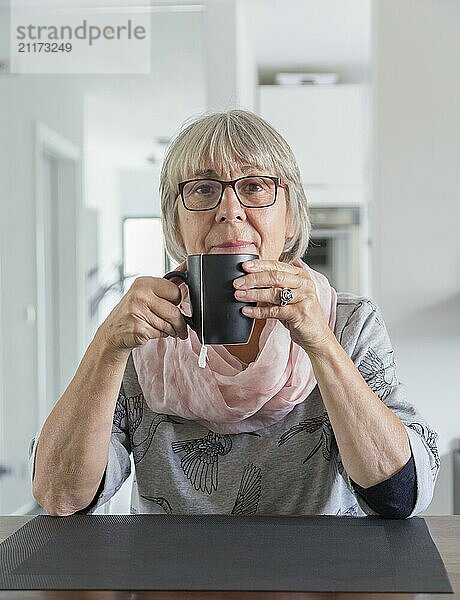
258,84,369,188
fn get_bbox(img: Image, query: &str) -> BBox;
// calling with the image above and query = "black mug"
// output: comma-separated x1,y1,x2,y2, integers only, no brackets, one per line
164,253,259,345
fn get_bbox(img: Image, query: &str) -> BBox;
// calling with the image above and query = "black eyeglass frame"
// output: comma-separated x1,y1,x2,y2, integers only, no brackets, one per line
177,175,289,211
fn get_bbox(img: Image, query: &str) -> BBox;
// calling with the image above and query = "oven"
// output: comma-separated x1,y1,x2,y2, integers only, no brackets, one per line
302,206,364,294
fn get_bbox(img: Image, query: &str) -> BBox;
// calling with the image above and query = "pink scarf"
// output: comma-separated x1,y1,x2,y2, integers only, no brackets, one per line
132,259,337,434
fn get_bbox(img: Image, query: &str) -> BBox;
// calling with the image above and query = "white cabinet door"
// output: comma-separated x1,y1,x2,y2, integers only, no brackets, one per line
258,84,368,186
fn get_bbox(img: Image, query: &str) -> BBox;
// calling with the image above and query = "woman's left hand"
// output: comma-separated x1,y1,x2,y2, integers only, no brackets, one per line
233,258,334,354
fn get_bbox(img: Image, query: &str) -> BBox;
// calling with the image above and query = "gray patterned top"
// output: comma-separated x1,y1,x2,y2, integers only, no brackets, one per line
29,293,440,517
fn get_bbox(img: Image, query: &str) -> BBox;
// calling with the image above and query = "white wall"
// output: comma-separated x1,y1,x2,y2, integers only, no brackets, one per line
372,0,460,514
119,166,160,218
205,0,257,111
84,143,124,322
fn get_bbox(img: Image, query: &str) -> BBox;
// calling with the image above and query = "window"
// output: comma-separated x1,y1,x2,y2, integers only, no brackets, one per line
122,217,171,292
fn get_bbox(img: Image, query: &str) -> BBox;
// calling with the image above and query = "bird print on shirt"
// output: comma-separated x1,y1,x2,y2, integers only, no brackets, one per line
172,431,233,494
112,391,129,432
231,463,262,515
278,413,344,475
407,422,440,476
139,496,173,514
138,463,262,515
279,414,332,461
113,392,182,464
358,347,396,400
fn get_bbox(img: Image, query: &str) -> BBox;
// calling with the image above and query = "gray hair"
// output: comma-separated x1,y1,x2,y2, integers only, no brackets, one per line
160,109,311,264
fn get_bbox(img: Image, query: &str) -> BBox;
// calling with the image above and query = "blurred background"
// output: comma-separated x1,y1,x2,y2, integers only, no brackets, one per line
0,0,459,516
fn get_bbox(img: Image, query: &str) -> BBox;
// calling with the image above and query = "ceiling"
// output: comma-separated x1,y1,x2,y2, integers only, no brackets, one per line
246,0,371,83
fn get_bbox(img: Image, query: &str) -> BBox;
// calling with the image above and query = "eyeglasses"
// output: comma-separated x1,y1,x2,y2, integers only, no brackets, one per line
178,175,288,211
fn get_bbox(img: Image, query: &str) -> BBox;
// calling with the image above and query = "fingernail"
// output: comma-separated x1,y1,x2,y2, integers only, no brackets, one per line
234,277,245,288
245,261,254,269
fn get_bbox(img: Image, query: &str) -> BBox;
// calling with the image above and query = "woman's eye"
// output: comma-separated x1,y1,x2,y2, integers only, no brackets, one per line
195,185,213,195
244,183,263,193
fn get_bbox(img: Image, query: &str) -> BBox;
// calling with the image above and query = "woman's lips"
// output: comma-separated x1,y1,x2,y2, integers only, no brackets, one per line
215,241,253,248
210,242,257,252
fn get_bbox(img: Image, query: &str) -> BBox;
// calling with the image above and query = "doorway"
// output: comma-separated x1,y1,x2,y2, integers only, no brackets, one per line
0,123,83,514
35,123,83,428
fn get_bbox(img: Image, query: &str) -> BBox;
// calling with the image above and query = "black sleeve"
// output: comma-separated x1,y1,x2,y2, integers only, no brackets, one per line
350,451,417,519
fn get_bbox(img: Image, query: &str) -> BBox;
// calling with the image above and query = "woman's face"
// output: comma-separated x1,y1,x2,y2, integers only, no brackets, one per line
176,164,294,260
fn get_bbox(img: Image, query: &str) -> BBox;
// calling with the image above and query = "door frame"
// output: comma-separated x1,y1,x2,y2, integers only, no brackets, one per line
35,122,83,427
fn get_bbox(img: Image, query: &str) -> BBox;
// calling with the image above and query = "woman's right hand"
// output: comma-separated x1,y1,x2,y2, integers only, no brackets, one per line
97,265,189,355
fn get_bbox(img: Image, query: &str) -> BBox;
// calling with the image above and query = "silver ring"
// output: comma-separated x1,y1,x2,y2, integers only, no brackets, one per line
279,288,294,306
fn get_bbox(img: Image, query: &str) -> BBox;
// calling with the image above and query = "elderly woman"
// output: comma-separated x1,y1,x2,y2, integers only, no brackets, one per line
30,110,439,518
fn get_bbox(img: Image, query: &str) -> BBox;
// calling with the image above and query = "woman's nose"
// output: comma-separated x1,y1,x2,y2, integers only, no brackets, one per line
215,186,246,222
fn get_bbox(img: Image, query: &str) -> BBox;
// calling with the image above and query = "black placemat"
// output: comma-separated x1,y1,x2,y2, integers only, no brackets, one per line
0,514,453,592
